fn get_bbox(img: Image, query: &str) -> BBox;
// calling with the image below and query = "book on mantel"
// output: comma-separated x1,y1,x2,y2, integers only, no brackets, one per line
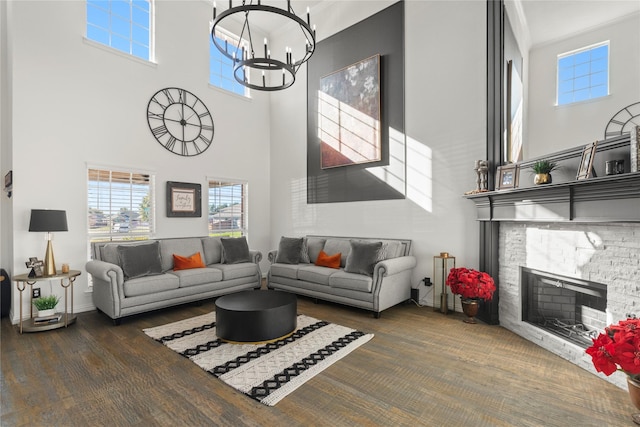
33,314,62,324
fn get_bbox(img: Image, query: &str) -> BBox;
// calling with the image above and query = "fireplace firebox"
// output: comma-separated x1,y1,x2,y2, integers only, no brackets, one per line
521,267,607,348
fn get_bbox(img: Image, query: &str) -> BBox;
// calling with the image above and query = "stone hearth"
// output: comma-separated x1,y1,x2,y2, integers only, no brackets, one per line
499,222,640,388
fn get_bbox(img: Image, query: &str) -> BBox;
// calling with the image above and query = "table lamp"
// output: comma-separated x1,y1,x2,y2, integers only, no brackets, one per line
29,209,68,276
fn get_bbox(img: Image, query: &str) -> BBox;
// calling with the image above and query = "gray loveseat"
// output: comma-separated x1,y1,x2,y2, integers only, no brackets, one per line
267,236,416,317
86,236,261,324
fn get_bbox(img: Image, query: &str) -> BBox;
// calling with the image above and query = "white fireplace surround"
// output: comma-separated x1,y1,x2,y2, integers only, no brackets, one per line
499,222,640,389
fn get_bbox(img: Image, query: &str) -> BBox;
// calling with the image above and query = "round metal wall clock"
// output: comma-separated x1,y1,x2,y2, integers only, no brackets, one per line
604,101,640,139
147,87,214,156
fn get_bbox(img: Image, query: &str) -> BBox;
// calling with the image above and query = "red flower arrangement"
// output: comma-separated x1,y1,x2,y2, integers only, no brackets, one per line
586,318,640,377
445,267,496,301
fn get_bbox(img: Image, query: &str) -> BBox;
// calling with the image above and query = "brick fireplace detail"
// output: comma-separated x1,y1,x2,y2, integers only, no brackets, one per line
499,222,640,389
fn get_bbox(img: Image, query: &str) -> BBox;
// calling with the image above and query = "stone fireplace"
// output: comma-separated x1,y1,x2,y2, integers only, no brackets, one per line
499,222,640,389
520,267,607,348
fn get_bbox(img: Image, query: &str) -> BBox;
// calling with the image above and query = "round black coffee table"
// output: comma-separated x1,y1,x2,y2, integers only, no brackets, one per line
215,290,297,343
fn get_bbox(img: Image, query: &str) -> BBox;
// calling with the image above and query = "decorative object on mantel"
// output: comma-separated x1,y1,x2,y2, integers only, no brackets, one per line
433,253,455,314
446,267,496,324
496,163,519,190
211,0,316,91
605,159,625,176
530,159,558,185
585,317,640,425
465,160,489,195
577,141,598,180
604,101,640,138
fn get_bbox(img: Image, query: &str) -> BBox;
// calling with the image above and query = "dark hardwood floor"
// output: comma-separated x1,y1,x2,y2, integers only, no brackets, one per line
1,294,634,426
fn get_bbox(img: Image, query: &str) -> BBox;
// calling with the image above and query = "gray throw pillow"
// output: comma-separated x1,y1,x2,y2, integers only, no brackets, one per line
117,241,163,279
275,236,303,264
344,240,383,276
221,236,251,264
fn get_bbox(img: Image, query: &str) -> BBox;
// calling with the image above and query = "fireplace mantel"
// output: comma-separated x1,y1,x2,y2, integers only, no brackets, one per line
465,172,640,223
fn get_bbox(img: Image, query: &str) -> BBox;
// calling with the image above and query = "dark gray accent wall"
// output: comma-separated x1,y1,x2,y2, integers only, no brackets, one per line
307,1,405,204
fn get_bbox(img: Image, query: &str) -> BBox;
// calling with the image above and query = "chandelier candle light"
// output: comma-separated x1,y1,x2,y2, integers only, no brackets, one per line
211,0,316,91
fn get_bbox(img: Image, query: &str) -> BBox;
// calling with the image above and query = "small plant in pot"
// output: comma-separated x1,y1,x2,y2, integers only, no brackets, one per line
531,160,558,185
33,295,60,317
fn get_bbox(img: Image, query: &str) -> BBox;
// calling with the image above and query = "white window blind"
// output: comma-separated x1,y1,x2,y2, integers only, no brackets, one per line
208,180,247,237
88,168,155,242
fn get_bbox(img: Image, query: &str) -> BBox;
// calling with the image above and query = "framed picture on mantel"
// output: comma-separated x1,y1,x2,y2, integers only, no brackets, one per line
496,164,519,190
577,141,598,180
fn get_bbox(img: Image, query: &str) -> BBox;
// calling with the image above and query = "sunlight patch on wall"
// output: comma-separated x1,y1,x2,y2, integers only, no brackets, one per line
406,135,433,212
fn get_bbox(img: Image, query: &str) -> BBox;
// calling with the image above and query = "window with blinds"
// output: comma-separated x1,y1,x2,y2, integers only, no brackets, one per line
208,180,247,237
88,168,155,242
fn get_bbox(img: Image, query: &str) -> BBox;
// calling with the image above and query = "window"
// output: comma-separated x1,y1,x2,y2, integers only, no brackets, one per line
88,168,155,242
557,42,609,105
86,0,153,61
208,180,247,237
210,27,248,97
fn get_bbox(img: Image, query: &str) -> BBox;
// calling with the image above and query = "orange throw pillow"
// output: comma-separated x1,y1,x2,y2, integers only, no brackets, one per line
315,250,341,269
173,252,206,271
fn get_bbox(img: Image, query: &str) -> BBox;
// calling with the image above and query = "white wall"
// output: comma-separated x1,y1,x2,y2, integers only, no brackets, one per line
269,0,487,304
7,1,272,322
528,13,640,158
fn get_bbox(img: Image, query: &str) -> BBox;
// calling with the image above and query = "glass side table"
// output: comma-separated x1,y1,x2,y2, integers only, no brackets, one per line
13,270,81,333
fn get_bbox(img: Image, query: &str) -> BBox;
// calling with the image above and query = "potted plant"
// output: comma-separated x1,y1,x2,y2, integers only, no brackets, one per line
530,160,558,185
33,295,60,317
586,318,640,423
445,267,496,323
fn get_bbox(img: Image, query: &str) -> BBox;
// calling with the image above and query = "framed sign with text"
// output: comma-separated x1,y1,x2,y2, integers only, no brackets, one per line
166,181,201,217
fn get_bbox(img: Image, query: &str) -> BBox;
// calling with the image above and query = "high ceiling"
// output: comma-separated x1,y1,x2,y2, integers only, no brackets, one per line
518,0,640,47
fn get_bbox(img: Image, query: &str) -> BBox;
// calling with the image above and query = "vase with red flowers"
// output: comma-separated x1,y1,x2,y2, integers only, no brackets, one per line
445,267,496,324
585,317,640,424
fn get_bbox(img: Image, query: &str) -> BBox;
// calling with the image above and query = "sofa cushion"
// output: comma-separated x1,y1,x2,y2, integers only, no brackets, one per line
297,265,336,286
376,241,403,261
221,237,251,264
173,252,206,271
302,237,326,264
212,263,258,280
275,236,303,264
315,250,341,269
159,238,204,272
123,272,180,297
270,263,300,280
172,267,223,287
329,271,374,293
345,240,383,276
117,241,163,279
201,237,223,265
101,244,122,266
323,239,352,267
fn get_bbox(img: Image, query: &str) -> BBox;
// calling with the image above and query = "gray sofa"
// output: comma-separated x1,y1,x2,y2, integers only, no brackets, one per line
86,236,261,324
267,236,416,317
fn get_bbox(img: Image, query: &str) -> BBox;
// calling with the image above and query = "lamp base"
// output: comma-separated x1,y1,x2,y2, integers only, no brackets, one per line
43,239,57,276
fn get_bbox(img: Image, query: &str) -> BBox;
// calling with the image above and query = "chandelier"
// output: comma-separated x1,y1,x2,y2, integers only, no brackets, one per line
212,1,316,91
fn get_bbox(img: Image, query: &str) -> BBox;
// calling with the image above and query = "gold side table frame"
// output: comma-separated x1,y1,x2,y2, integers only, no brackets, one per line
433,253,455,314
13,270,81,334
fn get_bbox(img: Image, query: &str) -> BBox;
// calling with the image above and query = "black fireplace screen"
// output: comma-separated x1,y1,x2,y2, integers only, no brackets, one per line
521,267,607,348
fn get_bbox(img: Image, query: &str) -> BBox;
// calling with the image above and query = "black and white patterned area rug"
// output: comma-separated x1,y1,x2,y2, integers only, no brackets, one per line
142,312,373,406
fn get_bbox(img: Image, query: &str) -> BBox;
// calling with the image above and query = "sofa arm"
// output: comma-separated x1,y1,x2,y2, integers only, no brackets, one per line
268,250,278,264
374,256,417,277
249,250,262,264
86,260,124,284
